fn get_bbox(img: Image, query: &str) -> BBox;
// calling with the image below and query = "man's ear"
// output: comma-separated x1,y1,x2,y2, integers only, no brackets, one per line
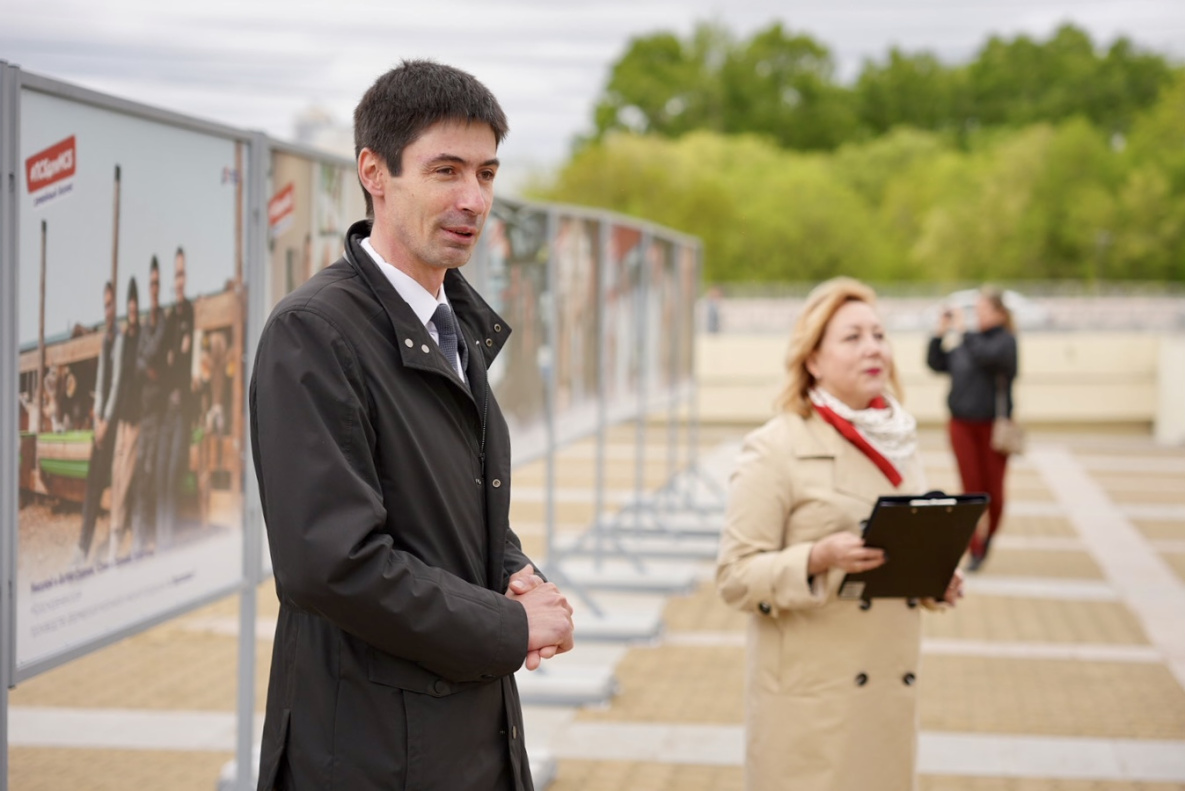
357,148,387,202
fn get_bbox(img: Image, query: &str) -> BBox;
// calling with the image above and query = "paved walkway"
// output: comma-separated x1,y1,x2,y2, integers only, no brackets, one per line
9,426,1185,790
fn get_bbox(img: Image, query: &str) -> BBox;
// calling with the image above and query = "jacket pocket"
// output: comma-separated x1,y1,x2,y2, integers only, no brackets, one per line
257,707,290,791
366,647,477,697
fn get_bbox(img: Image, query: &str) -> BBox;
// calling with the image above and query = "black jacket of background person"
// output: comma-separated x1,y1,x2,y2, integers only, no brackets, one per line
250,219,536,791
163,297,194,415
927,324,1018,421
137,305,167,415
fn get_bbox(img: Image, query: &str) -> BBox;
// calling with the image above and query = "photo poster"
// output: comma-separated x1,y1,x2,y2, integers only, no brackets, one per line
266,150,362,311
675,243,698,397
551,215,601,445
481,199,550,464
14,88,248,675
602,224,643,421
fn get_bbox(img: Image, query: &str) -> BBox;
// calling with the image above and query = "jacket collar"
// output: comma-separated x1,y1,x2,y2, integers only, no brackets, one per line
792,410,915,500
342,219,512,375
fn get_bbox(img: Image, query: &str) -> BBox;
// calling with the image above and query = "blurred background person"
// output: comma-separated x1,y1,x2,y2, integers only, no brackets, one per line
106,276,142,564
927,285,1019,571
156,247,195,551
134,256,167,555
72,282,118,569
716,277,962,791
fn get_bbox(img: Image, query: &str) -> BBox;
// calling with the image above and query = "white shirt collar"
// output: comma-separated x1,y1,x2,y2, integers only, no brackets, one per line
360,237,466,380
361,237,452,328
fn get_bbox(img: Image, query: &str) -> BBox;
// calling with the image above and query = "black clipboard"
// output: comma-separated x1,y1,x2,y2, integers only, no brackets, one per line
838,491,989,601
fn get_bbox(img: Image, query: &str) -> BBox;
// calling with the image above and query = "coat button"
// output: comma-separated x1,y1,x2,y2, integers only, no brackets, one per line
757,601,772,615
855,673,868,686
485,338,494,347
492,479,502,488
421,344,430,353
404,338,413,348
907,598,919,609
511,725,517,740
433,680,448,695
902,672,916,686
494,323,503,332
859,600,872,611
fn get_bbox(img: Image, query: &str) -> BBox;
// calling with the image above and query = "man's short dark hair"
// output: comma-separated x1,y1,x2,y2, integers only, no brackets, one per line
150,255,160,274
175,246,185,260
103,281,114,299
354,59,509,217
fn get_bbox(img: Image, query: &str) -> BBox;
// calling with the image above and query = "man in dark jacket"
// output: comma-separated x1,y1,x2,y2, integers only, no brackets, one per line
73,281,118,569
249,60,574,791
134,256,167,554
156,247,194,550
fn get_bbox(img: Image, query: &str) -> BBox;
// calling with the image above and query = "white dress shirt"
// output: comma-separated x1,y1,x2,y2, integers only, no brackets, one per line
361,237,466,380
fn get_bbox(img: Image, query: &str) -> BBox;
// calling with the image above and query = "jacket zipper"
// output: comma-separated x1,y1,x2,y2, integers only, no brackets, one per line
479,380,489,471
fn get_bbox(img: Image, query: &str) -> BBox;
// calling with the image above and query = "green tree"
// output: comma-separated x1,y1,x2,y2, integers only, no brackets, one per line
533,132,885,282
719,22,860,149
591,23,730,141
854,48,965,135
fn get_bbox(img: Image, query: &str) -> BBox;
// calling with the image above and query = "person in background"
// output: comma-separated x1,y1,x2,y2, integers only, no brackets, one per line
705,285,723,333
72,281,118,569
156,247,194,551
134,256,167,555
927,286,1019,571
716,277,963,791
106,276,142,563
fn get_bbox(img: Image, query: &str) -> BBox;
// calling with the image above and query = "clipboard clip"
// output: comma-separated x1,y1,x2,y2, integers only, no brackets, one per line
908,490,957,506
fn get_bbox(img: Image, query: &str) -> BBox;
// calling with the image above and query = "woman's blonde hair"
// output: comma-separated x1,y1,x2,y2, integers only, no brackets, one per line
775,276,903,417
979,285,1016,334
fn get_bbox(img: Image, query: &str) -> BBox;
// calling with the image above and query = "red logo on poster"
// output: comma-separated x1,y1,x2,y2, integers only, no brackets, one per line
26,136,77,194
268,182,296,232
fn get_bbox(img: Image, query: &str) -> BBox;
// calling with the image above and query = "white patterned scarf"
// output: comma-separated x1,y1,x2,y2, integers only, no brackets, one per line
809,387,918,464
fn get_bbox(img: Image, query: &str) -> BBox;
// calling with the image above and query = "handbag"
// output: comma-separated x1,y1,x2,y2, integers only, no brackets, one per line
990,374,1025,455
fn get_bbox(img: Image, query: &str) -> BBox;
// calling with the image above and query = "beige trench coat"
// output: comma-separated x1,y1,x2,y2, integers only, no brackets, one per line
716,411,928,791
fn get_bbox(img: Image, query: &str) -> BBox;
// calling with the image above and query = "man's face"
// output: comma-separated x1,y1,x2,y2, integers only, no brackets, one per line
149,268,161,310
174,253,186,302
373,119,498,283
103,288,115,329
127,295,139,328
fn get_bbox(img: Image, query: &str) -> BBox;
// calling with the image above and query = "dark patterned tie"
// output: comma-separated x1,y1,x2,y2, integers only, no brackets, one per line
432,303,468,378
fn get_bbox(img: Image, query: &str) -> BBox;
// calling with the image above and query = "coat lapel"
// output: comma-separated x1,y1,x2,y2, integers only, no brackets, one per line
797,411,908,503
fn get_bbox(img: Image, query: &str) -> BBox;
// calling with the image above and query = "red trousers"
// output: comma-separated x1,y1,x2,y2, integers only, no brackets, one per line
948,418,1009,559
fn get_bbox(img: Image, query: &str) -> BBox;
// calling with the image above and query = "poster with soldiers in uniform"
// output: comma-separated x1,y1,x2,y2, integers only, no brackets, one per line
15,87,248,674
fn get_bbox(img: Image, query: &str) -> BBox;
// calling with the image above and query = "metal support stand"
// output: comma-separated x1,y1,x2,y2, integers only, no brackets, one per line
0,59,21,791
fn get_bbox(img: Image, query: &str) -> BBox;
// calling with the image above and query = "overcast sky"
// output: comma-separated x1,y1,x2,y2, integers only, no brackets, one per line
5,0,1185,181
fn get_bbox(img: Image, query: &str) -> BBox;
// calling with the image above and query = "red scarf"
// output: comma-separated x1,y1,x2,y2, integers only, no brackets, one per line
812,397,903,487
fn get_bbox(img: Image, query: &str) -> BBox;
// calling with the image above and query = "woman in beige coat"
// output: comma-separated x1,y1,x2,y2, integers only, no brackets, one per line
716,277,963,791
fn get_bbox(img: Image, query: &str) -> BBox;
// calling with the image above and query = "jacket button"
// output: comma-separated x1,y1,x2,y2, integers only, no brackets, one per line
855,673,868,686
511,725,517,740
902,672,916,686
907,598,919,609
492,479,502,488
494,323,503,332
485,338,494,347
859,600,872,611
433,680,448,695
475,477,482,485
757,602,771,615
420,344,430,353
404,338,413,348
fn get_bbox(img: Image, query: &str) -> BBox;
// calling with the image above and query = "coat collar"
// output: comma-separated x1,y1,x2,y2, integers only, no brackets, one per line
790,410,918,500
342,219,512,379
